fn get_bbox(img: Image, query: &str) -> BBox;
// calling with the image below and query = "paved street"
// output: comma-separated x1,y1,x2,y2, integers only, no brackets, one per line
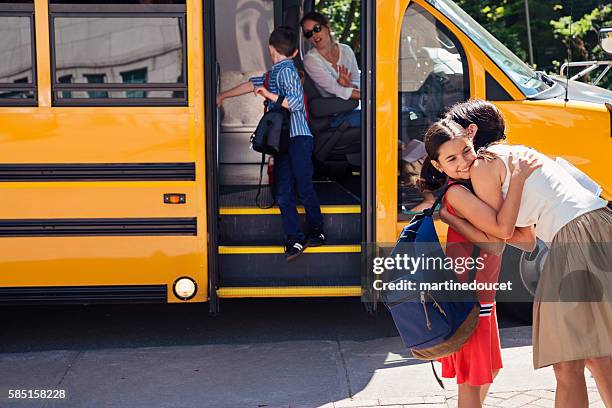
0,299,603,407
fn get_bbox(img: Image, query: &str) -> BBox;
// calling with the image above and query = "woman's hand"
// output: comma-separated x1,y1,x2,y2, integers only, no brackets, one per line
439,205,452,225
336,65,352,87
508,151,542,181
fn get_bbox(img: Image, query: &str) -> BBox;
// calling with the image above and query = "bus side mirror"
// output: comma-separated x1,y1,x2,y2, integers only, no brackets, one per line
600,28,612,55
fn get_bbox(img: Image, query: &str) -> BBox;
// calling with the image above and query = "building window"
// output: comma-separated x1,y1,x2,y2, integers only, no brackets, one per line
58,74,72,98
121,68,147,99
0,2,37,106
397,2,470,219
84,74,109,99
50,2,187,106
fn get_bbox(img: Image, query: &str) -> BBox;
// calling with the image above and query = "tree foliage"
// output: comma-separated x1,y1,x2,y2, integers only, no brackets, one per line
315,0,361,55
550,4,612,88
316,0,612,89
457,0,528,61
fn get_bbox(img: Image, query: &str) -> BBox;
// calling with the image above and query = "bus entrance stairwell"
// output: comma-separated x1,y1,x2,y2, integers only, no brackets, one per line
212,0,363,298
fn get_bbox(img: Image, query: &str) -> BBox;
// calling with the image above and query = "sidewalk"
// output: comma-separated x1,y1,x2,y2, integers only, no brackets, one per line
0,325,604,408
330,387,604,408
324,326,603,408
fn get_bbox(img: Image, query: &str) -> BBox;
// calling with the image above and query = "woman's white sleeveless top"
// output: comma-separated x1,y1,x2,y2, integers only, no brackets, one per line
485,143,607,243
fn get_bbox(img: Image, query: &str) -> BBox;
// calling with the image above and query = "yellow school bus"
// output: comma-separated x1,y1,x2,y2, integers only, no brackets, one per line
0,0,610,314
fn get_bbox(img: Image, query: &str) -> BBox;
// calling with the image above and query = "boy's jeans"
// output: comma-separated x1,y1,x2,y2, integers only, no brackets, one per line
275,135,323,242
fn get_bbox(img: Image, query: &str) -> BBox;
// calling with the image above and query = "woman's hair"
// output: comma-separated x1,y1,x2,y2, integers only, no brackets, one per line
445,99,506,150
419,120,467,191
300,11,329,29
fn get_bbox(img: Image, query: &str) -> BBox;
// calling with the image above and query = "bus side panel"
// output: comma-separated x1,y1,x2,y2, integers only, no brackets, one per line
0,109,193,163
0,0,208,303
0,183,196,219
497,99,611,200
0,109,206,303
0,237,205,302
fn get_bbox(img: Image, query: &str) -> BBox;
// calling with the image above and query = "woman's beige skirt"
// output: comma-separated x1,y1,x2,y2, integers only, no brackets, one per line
532,206,612,369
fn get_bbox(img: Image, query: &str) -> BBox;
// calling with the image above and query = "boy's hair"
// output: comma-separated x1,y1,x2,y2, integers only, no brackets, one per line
269,26,298,57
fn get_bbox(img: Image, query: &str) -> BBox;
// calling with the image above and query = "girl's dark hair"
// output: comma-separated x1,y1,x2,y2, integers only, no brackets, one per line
420,159,446,192
300,11,329,28
445,99,506,150
419,120,467,191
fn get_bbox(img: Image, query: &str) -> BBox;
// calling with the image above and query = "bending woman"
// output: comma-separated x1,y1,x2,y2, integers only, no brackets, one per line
300,11,360,128
443,99,612,408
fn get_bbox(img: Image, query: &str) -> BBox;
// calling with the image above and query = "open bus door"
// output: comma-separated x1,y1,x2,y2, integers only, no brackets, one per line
207,0,372,310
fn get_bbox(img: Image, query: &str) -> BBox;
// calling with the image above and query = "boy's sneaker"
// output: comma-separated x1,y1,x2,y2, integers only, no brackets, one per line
306,229,326,247
285,240,305,262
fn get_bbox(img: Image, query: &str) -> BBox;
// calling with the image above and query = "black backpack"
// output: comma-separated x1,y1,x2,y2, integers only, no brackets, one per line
250,72,291,208
250,96,290,155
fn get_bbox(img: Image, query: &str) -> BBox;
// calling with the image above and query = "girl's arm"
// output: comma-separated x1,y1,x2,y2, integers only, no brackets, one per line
439,202,506,255
449,153,541,239
507,226,537,252
216,81,254,106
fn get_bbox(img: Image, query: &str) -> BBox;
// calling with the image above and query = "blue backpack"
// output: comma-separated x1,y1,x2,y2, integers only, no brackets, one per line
383,182,480,363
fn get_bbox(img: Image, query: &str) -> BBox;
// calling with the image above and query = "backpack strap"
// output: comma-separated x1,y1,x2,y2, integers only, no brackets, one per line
430,361,445,389
255,153,274,209
263,72,270,113
423,180,472,216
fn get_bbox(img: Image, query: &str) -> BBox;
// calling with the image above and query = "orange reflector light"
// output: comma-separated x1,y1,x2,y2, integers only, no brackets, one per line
164,193,186,204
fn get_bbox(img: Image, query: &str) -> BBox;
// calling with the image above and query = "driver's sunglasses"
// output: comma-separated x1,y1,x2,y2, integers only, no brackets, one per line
304,24,323,39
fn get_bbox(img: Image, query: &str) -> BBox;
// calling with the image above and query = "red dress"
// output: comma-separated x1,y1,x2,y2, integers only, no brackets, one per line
438,184,503,386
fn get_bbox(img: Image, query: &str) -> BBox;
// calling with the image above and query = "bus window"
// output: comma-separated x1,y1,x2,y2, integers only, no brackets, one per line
0,1,36,105
49,1,186,5
397,2,469,217
49,2,187,106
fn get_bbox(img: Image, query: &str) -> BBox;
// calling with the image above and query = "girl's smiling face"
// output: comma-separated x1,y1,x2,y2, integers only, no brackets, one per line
432,137,477,180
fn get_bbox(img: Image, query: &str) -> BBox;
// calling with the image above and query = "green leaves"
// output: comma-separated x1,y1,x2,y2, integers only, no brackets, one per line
551,4,611,88
315,0,361,54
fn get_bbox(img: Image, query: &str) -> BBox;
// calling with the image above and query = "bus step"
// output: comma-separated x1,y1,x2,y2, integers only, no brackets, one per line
219,182,359,207
216,286,362,298
218,245,361,287
218,205,360,245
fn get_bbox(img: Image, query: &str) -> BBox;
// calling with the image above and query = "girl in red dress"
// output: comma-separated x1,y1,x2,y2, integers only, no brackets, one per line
420,120,539,408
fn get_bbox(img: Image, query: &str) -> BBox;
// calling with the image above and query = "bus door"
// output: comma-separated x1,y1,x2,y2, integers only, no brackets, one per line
374,0,472,243
210,0,365,301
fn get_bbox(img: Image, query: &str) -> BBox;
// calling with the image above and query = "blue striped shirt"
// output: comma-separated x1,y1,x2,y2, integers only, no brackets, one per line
249,59,312,138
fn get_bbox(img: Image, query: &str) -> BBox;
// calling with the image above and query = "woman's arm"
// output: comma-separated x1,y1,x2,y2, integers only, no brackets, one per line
507,226,537,252
439,202,506,255
449,153,541,239
340,44,361,89
303,52,354,100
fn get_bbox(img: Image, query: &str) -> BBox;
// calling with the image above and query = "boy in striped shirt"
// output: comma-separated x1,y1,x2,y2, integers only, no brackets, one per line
217,26,325,261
